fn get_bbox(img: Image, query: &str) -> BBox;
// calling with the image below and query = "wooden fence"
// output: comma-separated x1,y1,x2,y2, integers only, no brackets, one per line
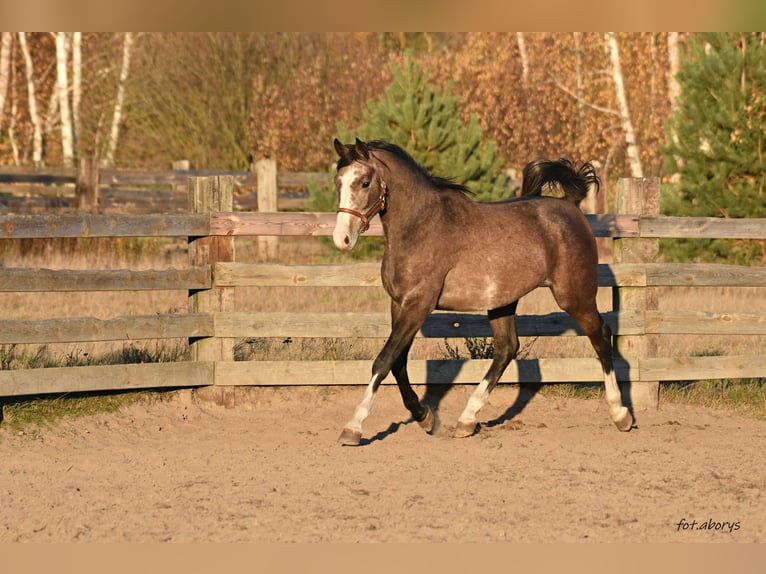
1,174,765,412
0,158,323,214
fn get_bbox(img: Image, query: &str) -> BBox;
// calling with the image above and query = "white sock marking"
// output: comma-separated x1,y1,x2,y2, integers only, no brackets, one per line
458,378,492,425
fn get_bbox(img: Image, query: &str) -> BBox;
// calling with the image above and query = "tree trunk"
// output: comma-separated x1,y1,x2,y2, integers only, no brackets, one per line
572,32,585,121
18,33,44,166
0,32,12,132
666,32,683,181
55,32,75,167
104,32,135,167
516,32,529,86
606,32,643,178
72,31,82,147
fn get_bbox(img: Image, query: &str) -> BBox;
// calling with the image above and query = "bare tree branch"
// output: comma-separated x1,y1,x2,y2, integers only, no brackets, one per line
548,71,621,116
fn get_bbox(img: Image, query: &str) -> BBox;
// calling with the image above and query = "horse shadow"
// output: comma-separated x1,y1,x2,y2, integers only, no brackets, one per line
358,420,411,446
420,358,544,430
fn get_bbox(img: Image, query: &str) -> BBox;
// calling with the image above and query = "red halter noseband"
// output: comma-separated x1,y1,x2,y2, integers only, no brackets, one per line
336,181,387,233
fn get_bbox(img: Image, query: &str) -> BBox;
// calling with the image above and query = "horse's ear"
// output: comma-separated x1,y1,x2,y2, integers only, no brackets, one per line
354,138,370,160
333,138,347,158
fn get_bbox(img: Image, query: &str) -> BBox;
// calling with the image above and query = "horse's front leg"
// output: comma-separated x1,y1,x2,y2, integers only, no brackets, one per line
338,300,432,446
337,372,385,446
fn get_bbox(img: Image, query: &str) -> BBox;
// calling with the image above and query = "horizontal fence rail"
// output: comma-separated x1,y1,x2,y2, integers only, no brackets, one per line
0,174,765,407
4,212,766,240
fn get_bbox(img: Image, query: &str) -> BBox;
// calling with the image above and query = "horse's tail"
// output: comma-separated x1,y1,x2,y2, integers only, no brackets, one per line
520,159,599,207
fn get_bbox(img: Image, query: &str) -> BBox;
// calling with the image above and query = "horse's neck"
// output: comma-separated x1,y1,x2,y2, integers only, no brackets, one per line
381,177,439,234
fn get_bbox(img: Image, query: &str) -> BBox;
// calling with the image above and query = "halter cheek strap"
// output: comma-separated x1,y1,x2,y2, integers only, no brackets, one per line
337,181,387,233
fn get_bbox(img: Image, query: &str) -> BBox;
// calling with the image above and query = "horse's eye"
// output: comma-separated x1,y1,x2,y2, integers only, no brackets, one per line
361,181,371,188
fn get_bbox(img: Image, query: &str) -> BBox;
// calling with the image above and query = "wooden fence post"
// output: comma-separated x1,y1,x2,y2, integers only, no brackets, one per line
75,156,99,212
188,176,235,367
613,177,660,411
254,158,278,259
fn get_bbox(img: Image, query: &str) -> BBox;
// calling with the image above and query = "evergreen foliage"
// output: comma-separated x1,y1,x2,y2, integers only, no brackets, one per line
308,53,510,259
661,32,766,263
336,54,509,202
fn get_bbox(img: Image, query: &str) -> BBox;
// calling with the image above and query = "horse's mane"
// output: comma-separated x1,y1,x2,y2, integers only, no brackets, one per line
363,140,473,196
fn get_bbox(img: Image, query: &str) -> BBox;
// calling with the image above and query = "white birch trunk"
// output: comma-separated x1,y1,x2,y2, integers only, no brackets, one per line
55,32,75,167
18,33,44,166
606,32,643,178
45,78,59,137
667,32,683,180
0,32,12,132
667,33,682,118
72,31,82,146
7,43,19,164
572,31,585,120
516,32,529,86
104,32,134,167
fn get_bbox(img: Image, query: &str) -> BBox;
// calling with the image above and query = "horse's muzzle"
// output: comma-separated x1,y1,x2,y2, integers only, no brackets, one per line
333,211,361,250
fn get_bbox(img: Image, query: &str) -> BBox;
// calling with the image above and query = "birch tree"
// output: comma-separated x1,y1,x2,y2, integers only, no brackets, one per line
0,32,12,132
18,33,44,165
55,32,75,167
103,32,134,166
72,31,82,146
666,32,683,180
606,32,643,177
516,32,529,87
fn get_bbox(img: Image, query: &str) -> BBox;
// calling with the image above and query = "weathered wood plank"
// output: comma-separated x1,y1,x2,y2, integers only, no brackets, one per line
210,212,356,237
0,213,209,238
646,263,766,286
214,262,383,287
0,361,215,398
0,166,76,184
214,310,641,339
586,214,639,237
209,212,639,238
214,262,647,288
597,263,647,287
645,311,766,335
0,314,212,344
640,216,766,239
0,167,327,190
641,355,766,381
215,357,635,386
0,266,211,291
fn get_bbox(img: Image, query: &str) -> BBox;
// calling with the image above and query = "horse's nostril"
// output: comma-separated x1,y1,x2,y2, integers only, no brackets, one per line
343,236,350,245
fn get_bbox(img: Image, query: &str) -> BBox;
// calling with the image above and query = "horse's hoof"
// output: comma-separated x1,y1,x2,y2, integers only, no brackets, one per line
453,420,479,438
338,428,362,446
613,407,634,432
417,405,436,434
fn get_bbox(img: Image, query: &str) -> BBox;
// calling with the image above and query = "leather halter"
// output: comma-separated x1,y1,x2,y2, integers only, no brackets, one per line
336,180,387,233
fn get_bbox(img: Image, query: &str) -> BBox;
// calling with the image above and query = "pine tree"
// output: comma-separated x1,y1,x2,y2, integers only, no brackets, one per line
661,32,766,263
308,53,509,258
333,53,508,202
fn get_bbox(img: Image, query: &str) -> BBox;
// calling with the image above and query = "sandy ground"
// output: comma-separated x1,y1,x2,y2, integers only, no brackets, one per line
1,384,764,543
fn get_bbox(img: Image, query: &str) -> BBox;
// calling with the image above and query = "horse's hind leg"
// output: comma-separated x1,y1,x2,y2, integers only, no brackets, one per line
454,302,519,438
568,307,633,431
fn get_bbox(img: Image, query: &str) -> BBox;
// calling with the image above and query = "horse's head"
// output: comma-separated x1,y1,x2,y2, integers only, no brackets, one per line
332,138,387,250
